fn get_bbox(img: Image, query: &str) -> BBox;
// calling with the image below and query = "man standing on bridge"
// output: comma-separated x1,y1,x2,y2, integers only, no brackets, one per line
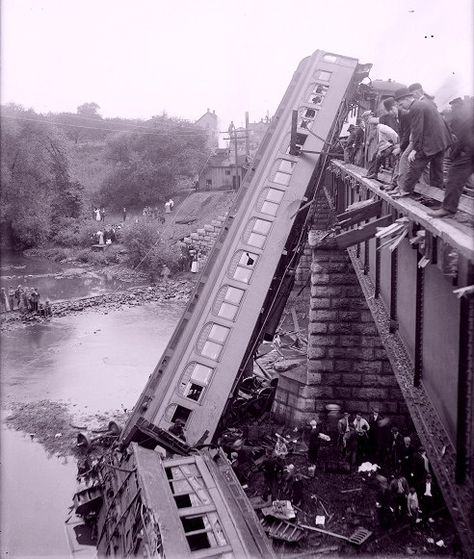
427,97,474,217
392,87,452,198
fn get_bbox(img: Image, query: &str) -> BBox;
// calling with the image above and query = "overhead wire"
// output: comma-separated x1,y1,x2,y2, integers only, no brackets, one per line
0,113,210,138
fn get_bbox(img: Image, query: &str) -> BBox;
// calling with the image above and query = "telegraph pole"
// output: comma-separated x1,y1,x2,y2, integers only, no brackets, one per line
224,121,248,190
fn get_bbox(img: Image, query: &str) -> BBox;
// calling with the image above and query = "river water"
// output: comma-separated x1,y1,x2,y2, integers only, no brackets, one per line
0,251,140,302
1,280,183,557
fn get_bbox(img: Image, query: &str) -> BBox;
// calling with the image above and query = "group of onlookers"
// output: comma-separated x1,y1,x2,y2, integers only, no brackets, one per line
344,82,473,218
336,408,439,528
0,285,52,317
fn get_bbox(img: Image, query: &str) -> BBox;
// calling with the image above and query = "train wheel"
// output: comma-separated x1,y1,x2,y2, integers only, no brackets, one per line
77,432,91,449
107,421,121,436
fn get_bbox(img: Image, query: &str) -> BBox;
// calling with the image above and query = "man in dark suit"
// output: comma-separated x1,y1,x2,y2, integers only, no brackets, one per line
392,87,452,198
428,97,474,217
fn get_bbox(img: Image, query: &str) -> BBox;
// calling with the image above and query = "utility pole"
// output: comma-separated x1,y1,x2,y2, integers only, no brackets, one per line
245,112,250,160
224,121,247,190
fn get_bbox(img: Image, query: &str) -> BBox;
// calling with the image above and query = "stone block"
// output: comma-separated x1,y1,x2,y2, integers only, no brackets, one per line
334,386,352,398
310,285,341,297
306,372,323,384
320,373,342,386
310,298,331,311
345,400,369,413
339,335,362,347
308,322,328,334
328,322,353,335
362,338,385,348
361,374,379,386
331,298,367,310
312,274,332,285
389,387,404,400
312,310,339,322
311,335,337,347
307,346,327,359
343,286,363,297
374,348,388,359
311,262,348,274
337,311,361,322
311,386,335,399
377,375,400,387
382,362,393,374
307,358,334,372
329,347,374,360
360,311,374,322
329,273,359,285
341,373,362,385
334,359,354,372
352,361,383,374
352,387,388,400
351,323,378,335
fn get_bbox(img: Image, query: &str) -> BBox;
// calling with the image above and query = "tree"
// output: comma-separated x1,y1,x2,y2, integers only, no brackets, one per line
98,116,209,208
77,102,101,118
0,105,85,248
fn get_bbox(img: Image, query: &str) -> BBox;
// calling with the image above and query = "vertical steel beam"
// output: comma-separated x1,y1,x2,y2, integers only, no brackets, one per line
389,248,398,332
375,237,381,298
414,252,425,387
456,261,474,483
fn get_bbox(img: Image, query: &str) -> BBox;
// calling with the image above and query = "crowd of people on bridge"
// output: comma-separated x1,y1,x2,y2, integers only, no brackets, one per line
344,84,473,218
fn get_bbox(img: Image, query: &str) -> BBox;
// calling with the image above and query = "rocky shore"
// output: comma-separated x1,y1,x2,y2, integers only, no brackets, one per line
0,277,196,332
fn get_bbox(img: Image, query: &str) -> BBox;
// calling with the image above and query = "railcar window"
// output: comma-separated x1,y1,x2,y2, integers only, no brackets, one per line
261,201,279,216
214,285,245,321
164,403,192,425
273,172,291,186
278,159,294,173
228,250,258,284
244,218,272,249
266,188,285,203
315,70,332,82
179,363,214,402
197,323,230,360
271,159,295,186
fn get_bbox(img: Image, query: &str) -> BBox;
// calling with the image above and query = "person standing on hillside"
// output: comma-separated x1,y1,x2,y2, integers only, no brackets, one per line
100,207,106,222
122,207,127,222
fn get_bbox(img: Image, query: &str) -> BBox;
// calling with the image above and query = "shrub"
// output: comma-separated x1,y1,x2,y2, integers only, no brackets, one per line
121,221,179,272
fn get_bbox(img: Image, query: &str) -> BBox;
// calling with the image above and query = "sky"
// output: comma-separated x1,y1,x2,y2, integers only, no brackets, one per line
1,0,472,131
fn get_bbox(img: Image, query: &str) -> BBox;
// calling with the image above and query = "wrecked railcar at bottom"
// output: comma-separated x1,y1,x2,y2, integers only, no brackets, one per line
88,443,275,558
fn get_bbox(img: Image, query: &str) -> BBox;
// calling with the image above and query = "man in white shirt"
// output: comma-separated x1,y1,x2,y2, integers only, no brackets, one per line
420,473,435,523
353,413,370,462
362,115,399,181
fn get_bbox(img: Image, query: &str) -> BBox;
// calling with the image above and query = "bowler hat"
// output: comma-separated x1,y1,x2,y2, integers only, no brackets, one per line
449,97,463,106
408,82,423,92
394,87,412,101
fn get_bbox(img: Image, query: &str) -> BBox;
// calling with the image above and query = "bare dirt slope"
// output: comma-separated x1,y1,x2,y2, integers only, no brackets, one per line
160,190,236,244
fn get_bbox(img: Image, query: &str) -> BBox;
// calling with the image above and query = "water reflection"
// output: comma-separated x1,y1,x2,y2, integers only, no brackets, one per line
0,426,77,558
1,302,182,556
0,250,144,303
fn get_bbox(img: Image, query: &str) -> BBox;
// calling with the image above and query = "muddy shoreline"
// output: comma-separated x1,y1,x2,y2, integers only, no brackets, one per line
0,275,195,332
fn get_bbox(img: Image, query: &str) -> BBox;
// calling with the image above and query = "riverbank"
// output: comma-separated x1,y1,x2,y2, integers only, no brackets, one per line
0,276,195,332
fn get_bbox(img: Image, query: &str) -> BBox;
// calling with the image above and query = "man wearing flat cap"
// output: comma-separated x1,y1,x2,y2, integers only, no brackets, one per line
392,87,452,198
